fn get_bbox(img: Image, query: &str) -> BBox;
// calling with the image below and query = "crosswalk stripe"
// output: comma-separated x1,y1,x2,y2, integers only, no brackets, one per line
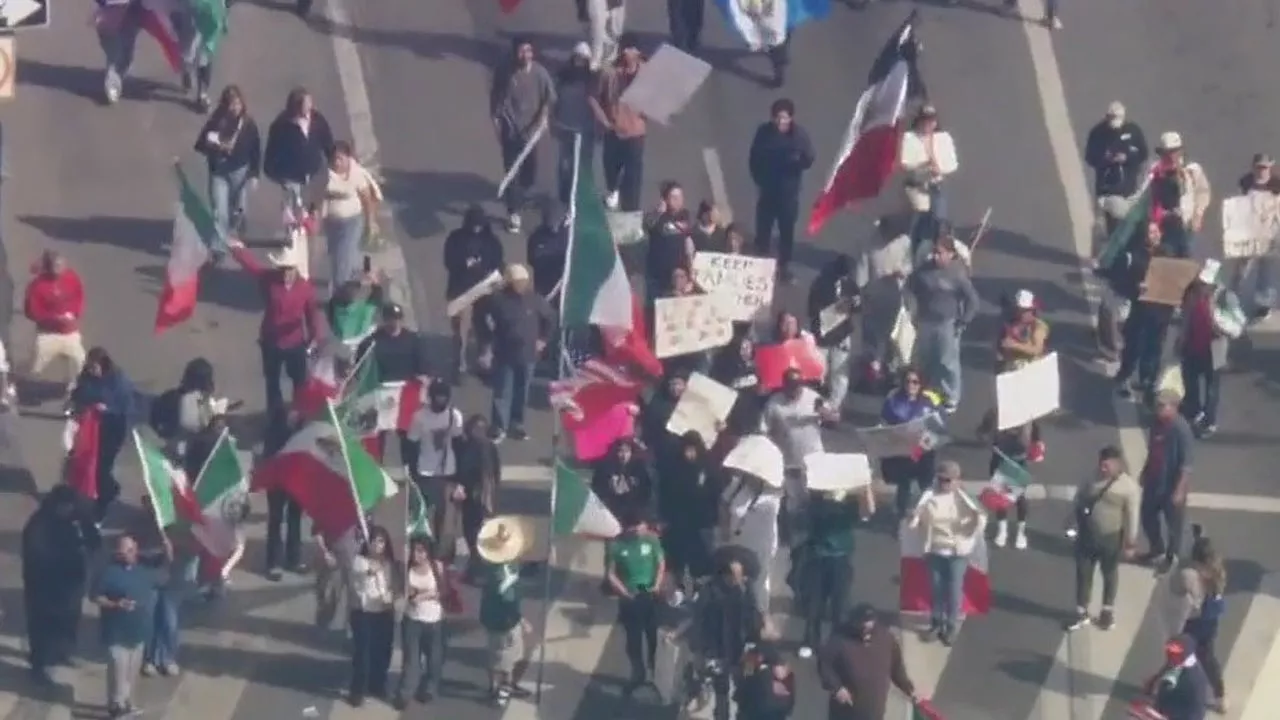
898,619,951,700
1227,572,1280,720
155,626,266,720
1075,563,1164,720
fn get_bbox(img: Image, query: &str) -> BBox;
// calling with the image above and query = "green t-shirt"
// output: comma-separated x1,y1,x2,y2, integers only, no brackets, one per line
479,562,522,633
332,299,378,342
808,496,857,557
609,535,662,593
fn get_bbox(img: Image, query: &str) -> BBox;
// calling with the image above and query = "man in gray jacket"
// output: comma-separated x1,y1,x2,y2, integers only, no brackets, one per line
905,233,978,411
490,37,557,233
1067,445,1140,632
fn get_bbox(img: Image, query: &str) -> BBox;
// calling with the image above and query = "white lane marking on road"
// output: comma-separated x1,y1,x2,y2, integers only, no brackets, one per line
1226,573,1280,720
703,147,734,222
1016,0,1151,493
323,0,420,328
157,629,270,720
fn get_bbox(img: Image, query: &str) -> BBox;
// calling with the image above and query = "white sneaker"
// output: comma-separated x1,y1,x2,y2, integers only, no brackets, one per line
994,519,1009,548
669,589,685,607
798,646,813,659
506,213,522,232
605,191,620,210
1014,522,1028,550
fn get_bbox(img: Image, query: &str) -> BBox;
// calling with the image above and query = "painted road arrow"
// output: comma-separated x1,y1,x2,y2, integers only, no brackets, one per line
0,0,45,27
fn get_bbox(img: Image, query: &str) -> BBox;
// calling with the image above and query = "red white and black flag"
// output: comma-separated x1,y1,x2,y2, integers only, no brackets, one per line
808,12,925,235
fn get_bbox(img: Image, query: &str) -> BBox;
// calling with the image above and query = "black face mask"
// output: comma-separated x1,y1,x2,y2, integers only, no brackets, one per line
429,398,449,413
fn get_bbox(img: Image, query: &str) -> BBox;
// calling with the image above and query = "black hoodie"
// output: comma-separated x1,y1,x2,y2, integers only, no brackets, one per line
711,338,764,434
808,255,859,348
526,215,568,298
591,440,654,528
263,110,335,185
696,576,762,664
748,120,816,198
658,435,722,530
444,206,506,300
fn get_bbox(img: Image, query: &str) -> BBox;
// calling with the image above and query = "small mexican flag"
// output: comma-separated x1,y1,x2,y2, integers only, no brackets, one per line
979,447,1032,514
251,402,398,540
192,429,249,560
134,431,236,559
552,460,620,538
406,481,432,537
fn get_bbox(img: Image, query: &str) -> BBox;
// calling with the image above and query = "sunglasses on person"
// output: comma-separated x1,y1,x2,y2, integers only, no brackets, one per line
905,377,922,387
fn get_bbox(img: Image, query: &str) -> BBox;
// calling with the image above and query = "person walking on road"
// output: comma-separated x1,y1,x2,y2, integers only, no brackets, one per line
314,141,383,291
817,604,918,720
906,234,978,412
490,37,556,233
172,0,223,111
22,251,87,404
907,460,984,646
591,34,647,213
226,238,326,416
70,347,138,522
1138,390,1195,575
476,517,535,707
1169,527,1229,713
355,301,431,460
1084,102,1149,231
93,534,158,719
264,87,336,216
195,85,262,263
1065,445,1139,632
444,206,505,375
93,0,143,105
553,43,600,205
479,264,556,442
749,99,815,285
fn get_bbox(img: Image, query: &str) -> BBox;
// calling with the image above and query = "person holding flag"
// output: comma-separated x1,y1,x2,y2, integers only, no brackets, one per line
405,381,464,562
899,105,958,248
70,348,139,522
983,424,1033,550
346,526,400,707
326,270,384,350
879,367,942,521
906,460,984,646
355,301,432,460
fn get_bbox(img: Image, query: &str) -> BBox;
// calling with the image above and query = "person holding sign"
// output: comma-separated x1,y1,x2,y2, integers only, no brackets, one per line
1114,222,1177,404
444,206,505,374
764,369,839,539
1236,153,1280,316
880,368,944,520
711,336,766,435
794,488,870,660
808,254,861,410
988,289,1049,462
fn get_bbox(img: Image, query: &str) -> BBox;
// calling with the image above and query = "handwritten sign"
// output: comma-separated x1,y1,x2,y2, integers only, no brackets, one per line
665,372,737,446
1141,258,1200,306
1222,193,1280,258
996,352,1060,431
691,252,776,322
653,294,734,358
803,452,873,493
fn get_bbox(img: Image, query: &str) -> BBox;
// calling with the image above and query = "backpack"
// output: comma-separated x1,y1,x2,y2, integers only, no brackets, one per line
149,388,184,440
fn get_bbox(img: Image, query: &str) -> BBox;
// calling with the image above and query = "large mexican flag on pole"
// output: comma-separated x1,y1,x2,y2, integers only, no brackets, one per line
192,429,249,559
134,430,237,559
560,133,633,330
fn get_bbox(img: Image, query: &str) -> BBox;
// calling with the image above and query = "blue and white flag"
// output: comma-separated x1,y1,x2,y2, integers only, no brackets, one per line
715,0,830,51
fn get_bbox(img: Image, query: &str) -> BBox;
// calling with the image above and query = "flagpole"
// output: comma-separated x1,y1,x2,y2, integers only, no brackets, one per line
534,131,581,704
327,399,371,543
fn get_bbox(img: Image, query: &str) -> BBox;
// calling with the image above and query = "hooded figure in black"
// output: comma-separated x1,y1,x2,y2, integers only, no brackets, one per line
817,604,916,720
22,485,101,682
695,555,764,720
443,205,505,372
525,200,569,298
735,639,797,720
808,254,859,350
711,336,764,435
658,432,720,597
591,438,654,529
641,370,689,473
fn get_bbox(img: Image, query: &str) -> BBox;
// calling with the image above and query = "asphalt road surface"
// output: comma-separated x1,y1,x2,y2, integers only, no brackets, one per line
2,0,1280,718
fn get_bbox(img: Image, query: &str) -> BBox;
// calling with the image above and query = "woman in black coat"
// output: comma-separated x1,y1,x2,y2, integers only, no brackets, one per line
263,87,336,210
22,485,100,683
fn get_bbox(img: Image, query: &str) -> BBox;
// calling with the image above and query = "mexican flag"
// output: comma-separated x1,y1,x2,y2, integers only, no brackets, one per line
909,412,949,461
547,358,641,433
406,481,432,537
155,165,218,333
899,495,990,616
560,133,633,330
552,460,620,538
332,299,379,348
251,403,398,540
978,447,1032,514
63,407,102,501
192,429,248,560
134,431,236,559
1096,181,1153,270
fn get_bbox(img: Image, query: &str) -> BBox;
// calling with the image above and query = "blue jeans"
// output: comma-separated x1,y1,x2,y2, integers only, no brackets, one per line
144,589,181,667
915,319,962,406
925,553,967,631
324,214,365,288
209,167,250,256
96,20,140,88
1179,355,1220,425
491,360,533,432
909,185,948,249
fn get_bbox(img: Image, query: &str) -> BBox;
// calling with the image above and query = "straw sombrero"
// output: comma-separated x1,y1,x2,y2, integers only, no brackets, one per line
476,515,535,565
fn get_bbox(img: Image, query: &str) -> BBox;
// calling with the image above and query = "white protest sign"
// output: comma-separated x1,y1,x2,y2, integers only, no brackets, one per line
653,294,734,358
445,271,502,317
996,352,1061,431
618,44,713,125
818,301,851,337
723,434,785,489
855,414,946,459
1222,193,1280,258
607,210,645,246
691,252,776,322
666,373,737,446
803,452,873,493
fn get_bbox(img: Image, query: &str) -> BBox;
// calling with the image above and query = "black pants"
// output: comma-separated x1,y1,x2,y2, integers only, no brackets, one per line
754,192,800,271
602,134,645,212
1141,490,1186,560
1184,617,1224,698
802,554,852,648
712,669,741,720
26,586,82,671
399,618,445,698
350,609,395,698
95,414,128,520
1179,354,1220,425
661,524,714,586
883,454,936,517
618,592,659,680
1116,313,1167,390
260,343,308,415
667,0,705,51
500,132,538,215
1074,533,1121,609
265,489,302,570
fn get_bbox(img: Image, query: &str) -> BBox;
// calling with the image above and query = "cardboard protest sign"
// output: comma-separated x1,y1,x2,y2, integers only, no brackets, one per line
618,44,712,125
755,337,825,390
803,452,873,493
691,252,776,322
653,294,735,358
996,352,1060,431
445,271,503,317
665,373,737,446
1222,194,1280,258
1140,258,1200,306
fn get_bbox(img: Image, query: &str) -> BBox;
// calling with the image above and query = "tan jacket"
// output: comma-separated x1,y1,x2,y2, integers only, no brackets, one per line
595,65,646,138
909,488,984,557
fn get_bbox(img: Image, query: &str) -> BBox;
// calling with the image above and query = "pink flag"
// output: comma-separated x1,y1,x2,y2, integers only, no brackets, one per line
568,403,636,463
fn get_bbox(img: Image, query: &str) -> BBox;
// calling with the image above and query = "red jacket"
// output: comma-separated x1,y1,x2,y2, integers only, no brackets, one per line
230,247,325,350
24,268,85,334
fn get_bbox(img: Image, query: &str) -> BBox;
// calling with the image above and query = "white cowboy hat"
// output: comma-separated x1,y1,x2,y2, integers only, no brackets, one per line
476,515,536,565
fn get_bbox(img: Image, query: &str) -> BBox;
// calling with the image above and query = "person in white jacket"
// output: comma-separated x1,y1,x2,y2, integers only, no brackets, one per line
908,460,984,645
899,104,959,247
1146,131,1211,258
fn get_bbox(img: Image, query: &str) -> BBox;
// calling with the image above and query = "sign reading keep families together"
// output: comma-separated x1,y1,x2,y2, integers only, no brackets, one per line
1222,193,1280,258
692,252,776,322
